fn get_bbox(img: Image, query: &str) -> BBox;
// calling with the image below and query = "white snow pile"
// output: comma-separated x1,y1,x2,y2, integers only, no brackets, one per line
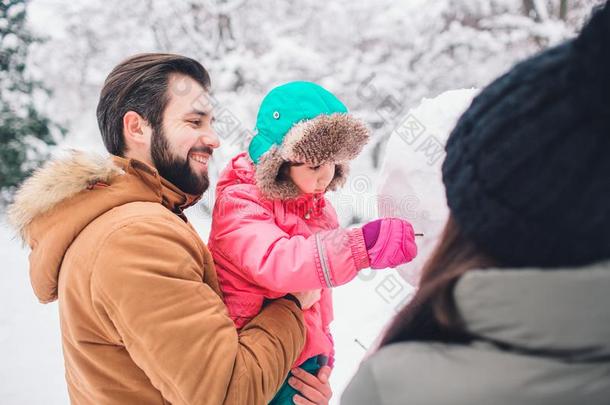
376,88,479,286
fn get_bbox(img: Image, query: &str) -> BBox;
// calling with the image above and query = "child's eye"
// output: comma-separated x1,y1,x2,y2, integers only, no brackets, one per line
310,165,321,171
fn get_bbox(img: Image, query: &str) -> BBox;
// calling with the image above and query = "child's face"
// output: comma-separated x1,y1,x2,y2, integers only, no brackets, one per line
289,162,336,195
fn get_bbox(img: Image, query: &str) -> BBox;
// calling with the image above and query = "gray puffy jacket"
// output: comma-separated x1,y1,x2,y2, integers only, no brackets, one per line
342,261,610,405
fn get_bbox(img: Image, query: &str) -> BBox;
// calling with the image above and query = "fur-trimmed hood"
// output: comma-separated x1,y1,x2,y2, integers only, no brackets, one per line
7,150,200,302
255,113,370,200
8,150,124,240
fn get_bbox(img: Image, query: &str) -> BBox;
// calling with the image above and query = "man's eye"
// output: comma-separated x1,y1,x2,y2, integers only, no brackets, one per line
188,120,202,126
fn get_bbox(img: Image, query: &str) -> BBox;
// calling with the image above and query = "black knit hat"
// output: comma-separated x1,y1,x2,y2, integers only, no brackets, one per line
442,2,610,268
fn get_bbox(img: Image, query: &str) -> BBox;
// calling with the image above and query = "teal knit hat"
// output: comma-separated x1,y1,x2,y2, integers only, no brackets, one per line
249,81,370,199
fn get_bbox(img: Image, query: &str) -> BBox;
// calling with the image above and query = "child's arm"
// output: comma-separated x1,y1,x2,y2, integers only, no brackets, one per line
210,186,370,292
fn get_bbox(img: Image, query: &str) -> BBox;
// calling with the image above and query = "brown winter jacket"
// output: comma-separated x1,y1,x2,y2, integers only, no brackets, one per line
8,150,306,405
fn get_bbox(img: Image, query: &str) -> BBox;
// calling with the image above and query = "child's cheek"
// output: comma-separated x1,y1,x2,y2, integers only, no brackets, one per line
292,171,315,194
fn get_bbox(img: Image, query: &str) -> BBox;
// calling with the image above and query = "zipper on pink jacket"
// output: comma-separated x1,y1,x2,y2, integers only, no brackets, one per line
315,233,333,288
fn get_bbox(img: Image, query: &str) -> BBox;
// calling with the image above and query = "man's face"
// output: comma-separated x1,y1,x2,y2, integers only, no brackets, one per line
151,74,219,196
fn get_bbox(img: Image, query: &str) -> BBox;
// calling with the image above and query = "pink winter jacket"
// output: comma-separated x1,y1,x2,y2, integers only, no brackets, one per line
208,152,371,367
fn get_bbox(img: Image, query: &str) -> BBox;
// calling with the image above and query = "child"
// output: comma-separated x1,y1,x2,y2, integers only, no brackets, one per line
208,81,417,404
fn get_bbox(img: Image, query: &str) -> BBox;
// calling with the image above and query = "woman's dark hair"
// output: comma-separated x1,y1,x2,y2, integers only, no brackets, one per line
379,215,497,346
96,53,211,156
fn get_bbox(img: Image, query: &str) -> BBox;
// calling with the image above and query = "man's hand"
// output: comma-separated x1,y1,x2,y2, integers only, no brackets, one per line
291,289,321,310
288,365,332,405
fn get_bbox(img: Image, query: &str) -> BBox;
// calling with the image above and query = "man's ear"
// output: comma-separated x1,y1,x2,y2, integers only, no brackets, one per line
123,111,153,152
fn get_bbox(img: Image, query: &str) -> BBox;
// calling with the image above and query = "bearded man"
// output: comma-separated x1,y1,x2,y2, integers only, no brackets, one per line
8,53,330,405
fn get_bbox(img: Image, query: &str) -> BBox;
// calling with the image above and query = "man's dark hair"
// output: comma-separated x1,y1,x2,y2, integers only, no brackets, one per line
96,53,211,156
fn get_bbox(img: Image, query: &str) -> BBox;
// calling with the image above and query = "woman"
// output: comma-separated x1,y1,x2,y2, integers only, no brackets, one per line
341,2,610,404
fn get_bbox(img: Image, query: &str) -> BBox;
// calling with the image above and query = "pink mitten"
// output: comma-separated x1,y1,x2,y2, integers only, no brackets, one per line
361,218,417,269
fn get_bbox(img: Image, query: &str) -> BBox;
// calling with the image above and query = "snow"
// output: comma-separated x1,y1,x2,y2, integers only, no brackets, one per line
378,89,479,285
329,269,415,397
1,33,19,49
0,224,68,404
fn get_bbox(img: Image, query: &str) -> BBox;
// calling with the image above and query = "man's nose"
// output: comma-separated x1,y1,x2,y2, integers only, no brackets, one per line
202,127,220,149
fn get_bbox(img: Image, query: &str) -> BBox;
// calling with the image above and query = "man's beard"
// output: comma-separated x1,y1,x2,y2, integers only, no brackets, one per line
150,125,211,196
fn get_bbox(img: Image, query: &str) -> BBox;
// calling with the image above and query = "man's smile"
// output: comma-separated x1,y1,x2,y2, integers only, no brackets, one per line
189,151,210,169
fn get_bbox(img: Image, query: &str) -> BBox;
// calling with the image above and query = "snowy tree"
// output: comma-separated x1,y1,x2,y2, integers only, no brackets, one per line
19,0,604,212
0,0,63,197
